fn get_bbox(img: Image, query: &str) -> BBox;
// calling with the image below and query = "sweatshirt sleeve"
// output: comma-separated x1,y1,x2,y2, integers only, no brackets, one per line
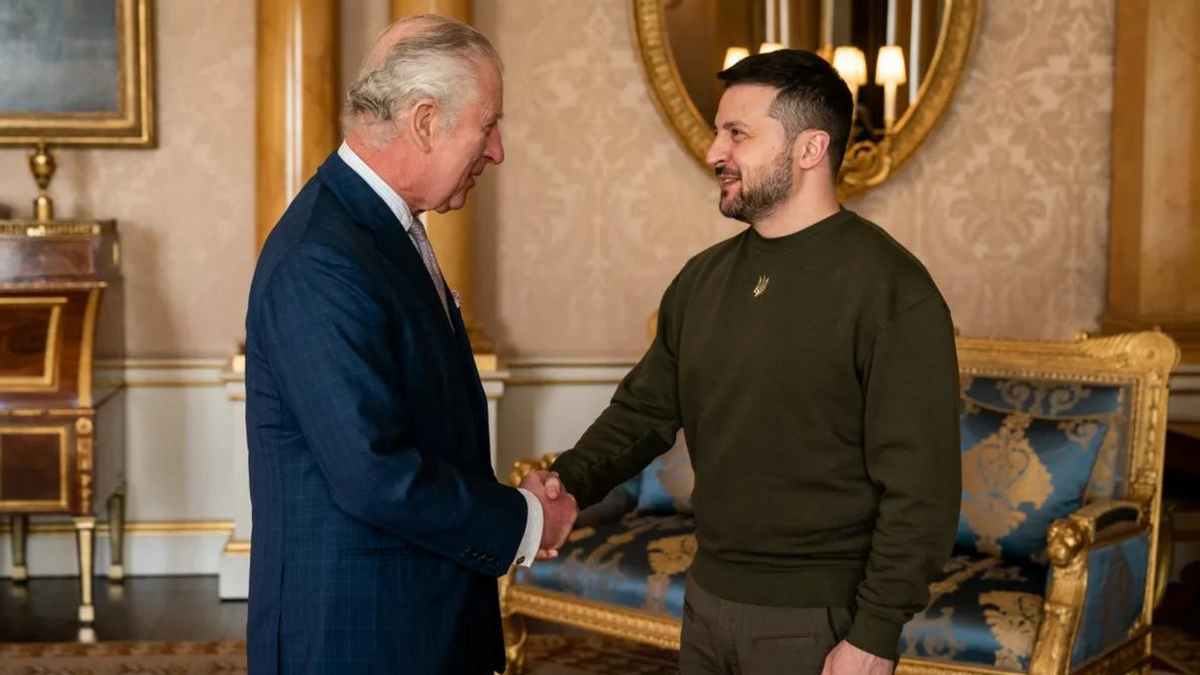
550,276,684,509
846,292,962,659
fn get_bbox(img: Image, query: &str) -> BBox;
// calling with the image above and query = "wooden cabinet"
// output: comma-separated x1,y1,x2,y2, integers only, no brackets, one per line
0,219,124,626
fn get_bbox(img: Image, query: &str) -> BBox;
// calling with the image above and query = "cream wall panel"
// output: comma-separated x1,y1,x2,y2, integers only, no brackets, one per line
0,0,1113,361
473,0,1115,358
496,362,631,477
0,0,255,358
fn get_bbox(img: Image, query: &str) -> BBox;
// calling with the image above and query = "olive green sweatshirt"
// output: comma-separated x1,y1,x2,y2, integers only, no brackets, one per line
551,208,962,660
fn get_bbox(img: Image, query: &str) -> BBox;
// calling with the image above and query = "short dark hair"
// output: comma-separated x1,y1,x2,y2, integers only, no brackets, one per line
717,49,854,176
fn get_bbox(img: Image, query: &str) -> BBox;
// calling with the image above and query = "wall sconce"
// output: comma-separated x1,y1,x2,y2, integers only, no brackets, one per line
758,42,784,54
875,45,907,131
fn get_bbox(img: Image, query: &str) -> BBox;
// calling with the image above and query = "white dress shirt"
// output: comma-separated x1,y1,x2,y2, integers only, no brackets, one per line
337,141,543,568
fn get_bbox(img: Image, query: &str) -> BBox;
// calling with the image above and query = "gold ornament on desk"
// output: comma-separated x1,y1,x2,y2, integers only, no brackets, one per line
0,0,155,221
28,143,58,222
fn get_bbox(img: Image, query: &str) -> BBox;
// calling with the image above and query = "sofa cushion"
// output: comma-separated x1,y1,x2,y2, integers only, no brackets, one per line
957,404,1113,561
961,376,1125,418
575,475,642,528
900,553,1048,672
636,431,694,515
961,376,1131,502
517,512,697,618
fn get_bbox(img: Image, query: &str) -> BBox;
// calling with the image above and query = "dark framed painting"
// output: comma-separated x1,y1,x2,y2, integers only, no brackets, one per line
0,0,154,146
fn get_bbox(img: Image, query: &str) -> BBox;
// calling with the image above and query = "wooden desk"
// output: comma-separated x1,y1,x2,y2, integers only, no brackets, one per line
0,219,124,625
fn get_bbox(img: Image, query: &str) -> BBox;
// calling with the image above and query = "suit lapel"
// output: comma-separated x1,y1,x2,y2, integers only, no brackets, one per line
446,290,488,415
316,153,454,342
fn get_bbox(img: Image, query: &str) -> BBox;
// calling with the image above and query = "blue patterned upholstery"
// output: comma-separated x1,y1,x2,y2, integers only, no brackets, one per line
961,377,1126,418
957,404,1114,561
1071,533,1149,668
516,372,1152,675
636,432,694,515
518,511,696,618
961,377,1131,503
900,554,1048,672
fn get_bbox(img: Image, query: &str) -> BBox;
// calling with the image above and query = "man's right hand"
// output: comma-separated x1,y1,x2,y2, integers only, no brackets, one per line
518,470,578,560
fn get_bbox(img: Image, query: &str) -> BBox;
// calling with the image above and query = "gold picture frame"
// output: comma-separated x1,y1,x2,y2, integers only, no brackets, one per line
628,0,981,201
0,0,155,147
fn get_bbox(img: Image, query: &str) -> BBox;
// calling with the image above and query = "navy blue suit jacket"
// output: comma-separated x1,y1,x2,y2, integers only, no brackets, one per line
244,152,526,674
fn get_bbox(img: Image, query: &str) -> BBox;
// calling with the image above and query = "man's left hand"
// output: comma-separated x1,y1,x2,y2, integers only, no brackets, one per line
821,640,894,675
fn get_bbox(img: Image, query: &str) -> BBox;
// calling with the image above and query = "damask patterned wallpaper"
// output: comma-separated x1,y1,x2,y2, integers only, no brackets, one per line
474,0,1115,358
0,0,1113,360
0,0,255,358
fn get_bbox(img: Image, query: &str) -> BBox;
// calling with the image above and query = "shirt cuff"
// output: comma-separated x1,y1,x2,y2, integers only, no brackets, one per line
514,488,543,568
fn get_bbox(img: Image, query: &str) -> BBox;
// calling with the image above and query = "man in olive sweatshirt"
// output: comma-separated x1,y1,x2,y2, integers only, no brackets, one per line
540,50,961,675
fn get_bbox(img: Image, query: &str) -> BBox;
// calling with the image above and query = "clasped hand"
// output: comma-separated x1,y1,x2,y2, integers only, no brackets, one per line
517,470,577,561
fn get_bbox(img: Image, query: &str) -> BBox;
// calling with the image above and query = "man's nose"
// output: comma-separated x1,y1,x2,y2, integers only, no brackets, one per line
706,136,727,169
486,126,504,165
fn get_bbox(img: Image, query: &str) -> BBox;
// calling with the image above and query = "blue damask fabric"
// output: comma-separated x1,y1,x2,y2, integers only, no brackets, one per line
900,553,1048,672
518,512,696,618
961,376,1131,503
636,431,695,515
956,404,1112,561
1071,533,1149,668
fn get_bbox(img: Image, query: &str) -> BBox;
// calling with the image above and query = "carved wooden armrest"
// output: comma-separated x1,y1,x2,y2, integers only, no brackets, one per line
1045,500,1146,566
508,454,559,487
1030,501,1150,675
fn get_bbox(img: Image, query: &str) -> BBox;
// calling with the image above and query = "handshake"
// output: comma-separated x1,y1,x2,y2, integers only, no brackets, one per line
518,470,578,561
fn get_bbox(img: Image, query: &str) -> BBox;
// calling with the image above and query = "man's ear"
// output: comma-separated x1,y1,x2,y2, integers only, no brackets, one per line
407,99,437,152
796,129,831,171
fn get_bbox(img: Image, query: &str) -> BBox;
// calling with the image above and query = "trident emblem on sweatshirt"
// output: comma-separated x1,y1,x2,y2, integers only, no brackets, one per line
753,275,769,298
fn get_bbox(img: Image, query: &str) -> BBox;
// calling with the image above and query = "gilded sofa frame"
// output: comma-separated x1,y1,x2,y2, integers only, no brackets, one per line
499,332,1179,675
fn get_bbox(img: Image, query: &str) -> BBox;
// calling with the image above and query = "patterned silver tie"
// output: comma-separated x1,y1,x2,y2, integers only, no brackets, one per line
407,218,452,327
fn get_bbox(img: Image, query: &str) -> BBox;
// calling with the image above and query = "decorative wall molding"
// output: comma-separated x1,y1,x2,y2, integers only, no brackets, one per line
0,520,233,536
0,526,230,578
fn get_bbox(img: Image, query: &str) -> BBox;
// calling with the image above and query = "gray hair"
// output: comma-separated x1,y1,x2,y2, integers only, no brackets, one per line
342,14,501,147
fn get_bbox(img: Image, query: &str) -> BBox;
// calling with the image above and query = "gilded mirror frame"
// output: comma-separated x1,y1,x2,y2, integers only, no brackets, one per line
630,0,981,200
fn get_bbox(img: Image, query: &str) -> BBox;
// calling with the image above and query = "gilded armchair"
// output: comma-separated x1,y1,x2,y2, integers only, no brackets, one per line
499,332,1179,675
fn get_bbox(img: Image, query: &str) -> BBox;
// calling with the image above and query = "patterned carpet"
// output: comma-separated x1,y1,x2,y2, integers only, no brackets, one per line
1157,626,1200,675
0,634,679,675
0,631,1195,674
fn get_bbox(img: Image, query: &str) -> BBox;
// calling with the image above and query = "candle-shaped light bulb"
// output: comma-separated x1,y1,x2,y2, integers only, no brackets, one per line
724,47,751,69
759,42,785,54
832,46,867,107
875,46,907,131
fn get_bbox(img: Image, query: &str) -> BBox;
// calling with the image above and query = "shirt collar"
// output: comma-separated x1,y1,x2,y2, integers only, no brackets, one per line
337,141,415,232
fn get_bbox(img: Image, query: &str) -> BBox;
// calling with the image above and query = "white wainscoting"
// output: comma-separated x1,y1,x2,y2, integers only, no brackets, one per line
8,356,1191,589
0,357,559,594
1,359,237,579
495,358,633,476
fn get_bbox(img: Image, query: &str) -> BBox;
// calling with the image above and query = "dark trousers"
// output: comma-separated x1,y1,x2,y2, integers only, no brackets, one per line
679,573,854,675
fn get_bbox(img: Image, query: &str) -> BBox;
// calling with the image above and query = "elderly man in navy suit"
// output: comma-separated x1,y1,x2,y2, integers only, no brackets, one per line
244,15,577,674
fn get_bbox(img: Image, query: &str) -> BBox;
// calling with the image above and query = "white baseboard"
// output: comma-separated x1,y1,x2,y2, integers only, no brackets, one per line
0,526,230,578
219,550,250,599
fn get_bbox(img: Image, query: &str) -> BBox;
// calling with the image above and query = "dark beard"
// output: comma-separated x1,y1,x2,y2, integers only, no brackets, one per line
719,147,794,224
